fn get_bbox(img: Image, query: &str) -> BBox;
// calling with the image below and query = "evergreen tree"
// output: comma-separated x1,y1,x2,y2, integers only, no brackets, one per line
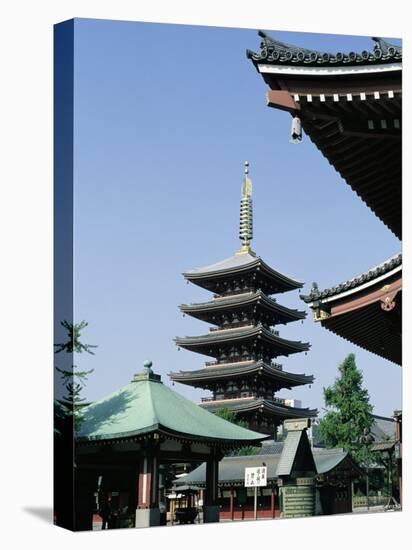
318,353,374,464
55,320,97,427
214,406,249,429
214,407,259,456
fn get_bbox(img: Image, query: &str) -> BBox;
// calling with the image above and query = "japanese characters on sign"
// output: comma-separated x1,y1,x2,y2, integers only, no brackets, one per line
244,466,268,487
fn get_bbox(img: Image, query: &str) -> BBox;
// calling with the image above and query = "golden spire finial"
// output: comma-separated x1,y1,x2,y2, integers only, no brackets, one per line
237,161,255,255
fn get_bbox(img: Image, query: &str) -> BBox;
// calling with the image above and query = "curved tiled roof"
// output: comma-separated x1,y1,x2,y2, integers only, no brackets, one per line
184,252,303,290
76,365,268,444
301,253,401,303
185,251,258,275
175,324,310,356
247,31,402,68
201,396,317,419
181,290,306,319
169,360,314,387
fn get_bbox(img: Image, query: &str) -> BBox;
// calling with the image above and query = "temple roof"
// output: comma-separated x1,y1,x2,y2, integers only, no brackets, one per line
183,252,303,293
370,441,396,452
176,448,360,487
371,414,396,442
300,255,401,365
247,33,402,239
181,290,306,324
76,362,269,444
175,324,310,357
187,251,258,274
301,253,402,304
247,32,402,71
169,360,314,389
200,396,317,419
276,421,316,476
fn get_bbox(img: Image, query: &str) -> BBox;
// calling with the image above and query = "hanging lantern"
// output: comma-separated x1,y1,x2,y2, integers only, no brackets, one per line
290,115,303,144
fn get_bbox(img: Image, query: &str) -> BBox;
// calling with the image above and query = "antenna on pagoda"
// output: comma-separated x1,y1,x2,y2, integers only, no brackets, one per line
237,160,255,255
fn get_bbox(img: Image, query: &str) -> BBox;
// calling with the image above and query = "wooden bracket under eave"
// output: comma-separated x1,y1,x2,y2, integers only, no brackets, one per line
380,288,400,312
266,90,301,113
312,308,330,322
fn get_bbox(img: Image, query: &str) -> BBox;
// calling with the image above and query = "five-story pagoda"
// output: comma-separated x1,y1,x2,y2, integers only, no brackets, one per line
170,162,317,438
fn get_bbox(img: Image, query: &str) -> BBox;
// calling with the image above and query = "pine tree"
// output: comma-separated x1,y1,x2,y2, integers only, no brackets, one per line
55,320,97,428
318,353,374,464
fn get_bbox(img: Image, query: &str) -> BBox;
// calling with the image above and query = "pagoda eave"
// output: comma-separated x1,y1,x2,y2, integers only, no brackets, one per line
169,362,314,389
183,254,303,294
175,326,310,358
180,291,306,325
200,397,317,419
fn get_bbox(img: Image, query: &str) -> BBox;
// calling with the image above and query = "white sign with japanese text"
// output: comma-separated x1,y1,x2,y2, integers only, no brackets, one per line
244,466,267,487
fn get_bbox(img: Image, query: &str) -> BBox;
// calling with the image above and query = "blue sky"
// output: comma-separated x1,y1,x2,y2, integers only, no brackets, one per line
69,18,401,417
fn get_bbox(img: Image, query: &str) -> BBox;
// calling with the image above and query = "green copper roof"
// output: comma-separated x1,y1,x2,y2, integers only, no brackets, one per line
76,363,269,444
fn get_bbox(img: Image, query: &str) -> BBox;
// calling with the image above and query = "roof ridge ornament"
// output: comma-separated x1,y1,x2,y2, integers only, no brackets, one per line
237,161,256,256
372,37,401,56
132,359,162,383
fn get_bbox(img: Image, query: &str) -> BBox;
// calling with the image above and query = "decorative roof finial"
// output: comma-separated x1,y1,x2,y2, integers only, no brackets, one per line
132,359,161,383
237,161,255,255
143,359,153,371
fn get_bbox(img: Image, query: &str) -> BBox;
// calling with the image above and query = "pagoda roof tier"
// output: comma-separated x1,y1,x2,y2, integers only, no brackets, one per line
183,251,303,294
175,324,310,358
200,396,317,419
169,360,314,389
180,290,306,325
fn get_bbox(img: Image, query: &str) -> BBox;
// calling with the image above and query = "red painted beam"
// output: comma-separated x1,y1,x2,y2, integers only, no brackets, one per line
266,90,300,113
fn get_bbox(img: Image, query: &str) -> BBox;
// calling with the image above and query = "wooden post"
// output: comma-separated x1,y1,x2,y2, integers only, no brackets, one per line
137,454,159,509
230,488,234,521
388,449,393,501
395,412,402,506
135,445,161,527
204,453,220,523
271,487,276,519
